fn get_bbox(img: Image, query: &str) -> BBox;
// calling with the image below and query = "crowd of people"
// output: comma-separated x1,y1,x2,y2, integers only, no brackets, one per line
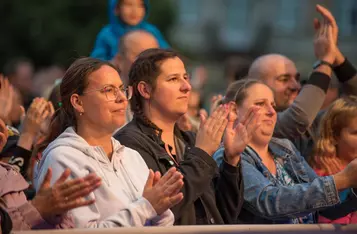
1,0,357,233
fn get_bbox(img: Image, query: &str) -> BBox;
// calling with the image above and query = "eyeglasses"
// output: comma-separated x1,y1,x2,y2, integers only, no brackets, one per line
83,85,133,101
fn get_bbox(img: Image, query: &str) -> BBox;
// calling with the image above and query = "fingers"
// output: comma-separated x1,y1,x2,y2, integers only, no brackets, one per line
61,198,96,212
199,111,207,127
210,105,228,134
241,106,260,126
40,167,53,190
313,18,320,31
37,99,48,114
48,101,55,116
168,192,184,207
164,179,184,196
245,111,261,135
62,176,102,200
199,109,208,120
153,171,161,186
316,4,337,27
144,169,155,189
162,171,183,187
54,168,71,186
156,167,176,186
0,118,7,135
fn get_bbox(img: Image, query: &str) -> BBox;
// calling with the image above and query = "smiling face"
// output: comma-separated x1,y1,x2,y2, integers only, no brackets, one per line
73,65,128,133
237,83,277,146
148,57,191,120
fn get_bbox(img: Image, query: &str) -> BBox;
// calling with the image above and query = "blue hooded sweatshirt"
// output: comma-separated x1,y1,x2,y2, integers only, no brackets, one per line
90,0,169,61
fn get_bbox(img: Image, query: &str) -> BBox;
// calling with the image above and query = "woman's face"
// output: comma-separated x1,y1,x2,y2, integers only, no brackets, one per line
336,116,357,163
149,57,191,120
237,83,277,146
76,65,128,133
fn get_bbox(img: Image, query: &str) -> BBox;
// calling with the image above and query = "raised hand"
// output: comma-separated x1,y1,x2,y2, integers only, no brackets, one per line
32,168,102,219
313,17,336,64
195,105,229,156
314,4,345,65
224,106,261,166
143,167,184,215
22,98,51,135
314,5,338,45
0,118,8,152
0,75,14,122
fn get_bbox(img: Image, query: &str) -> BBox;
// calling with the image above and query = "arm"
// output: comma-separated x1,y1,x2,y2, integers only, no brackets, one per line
34,148,159,228
333,54,357,95
241,147,357,221
214,154,243,224
274,72,331,140
90,28,111,61
4,200,73,230
241,158,341,220
7,146,32,178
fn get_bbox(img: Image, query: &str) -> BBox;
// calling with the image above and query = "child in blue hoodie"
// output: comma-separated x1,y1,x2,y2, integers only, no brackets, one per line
91,0,169,61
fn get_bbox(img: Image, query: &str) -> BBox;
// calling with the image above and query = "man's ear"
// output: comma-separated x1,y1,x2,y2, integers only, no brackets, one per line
137,81,152,100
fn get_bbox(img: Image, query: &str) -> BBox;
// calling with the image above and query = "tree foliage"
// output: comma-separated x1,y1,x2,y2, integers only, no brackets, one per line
0,0,175,69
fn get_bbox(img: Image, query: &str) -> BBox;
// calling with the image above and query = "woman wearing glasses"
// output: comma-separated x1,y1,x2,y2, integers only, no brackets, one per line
33,57,184,228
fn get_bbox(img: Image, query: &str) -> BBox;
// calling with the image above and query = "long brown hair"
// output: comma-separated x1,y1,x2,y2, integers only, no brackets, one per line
311,95,357,174
38,57,117,151
128,48,179,132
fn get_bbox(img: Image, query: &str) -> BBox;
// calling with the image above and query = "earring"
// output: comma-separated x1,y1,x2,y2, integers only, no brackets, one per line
79,112,83,116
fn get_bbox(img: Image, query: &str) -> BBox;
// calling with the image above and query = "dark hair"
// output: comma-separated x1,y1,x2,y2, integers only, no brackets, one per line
221,78,265,106
3,57,32,78
129,48,179,132
41,57,117,149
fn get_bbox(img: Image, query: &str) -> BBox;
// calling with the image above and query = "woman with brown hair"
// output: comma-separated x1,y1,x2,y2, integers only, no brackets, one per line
34,57,184,228
115,48,255,225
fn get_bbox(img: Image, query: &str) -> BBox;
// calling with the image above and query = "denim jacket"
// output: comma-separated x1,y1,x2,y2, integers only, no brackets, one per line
213,137,357,224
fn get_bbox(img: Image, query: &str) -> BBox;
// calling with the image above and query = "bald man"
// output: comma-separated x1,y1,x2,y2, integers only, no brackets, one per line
247,52,357,160
110,30,159,125
248,54,301,112
111,30,159,86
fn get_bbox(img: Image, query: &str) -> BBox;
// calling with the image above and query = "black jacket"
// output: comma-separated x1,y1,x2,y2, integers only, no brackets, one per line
114,117,243,225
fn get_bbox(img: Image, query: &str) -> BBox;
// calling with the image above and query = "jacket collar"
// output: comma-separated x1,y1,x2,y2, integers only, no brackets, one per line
244,137,296,164
132,116,195,147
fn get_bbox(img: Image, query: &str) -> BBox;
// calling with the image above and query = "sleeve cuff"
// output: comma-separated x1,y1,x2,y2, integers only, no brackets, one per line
132,197,158,222
12,146,32,159
188,147,218,169
307,72,331,93
17,201,46,229
221,155,241,174
333,58,357,83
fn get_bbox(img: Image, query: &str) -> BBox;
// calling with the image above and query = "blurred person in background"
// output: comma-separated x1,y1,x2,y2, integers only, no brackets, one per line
91,0,169,61
311,95,357,224
32,65,65,98
3,57,36,110
112,30,159,86
0,75,55,184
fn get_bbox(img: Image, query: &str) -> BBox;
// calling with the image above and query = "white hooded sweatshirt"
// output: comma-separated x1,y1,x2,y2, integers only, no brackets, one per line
34,127,174,228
